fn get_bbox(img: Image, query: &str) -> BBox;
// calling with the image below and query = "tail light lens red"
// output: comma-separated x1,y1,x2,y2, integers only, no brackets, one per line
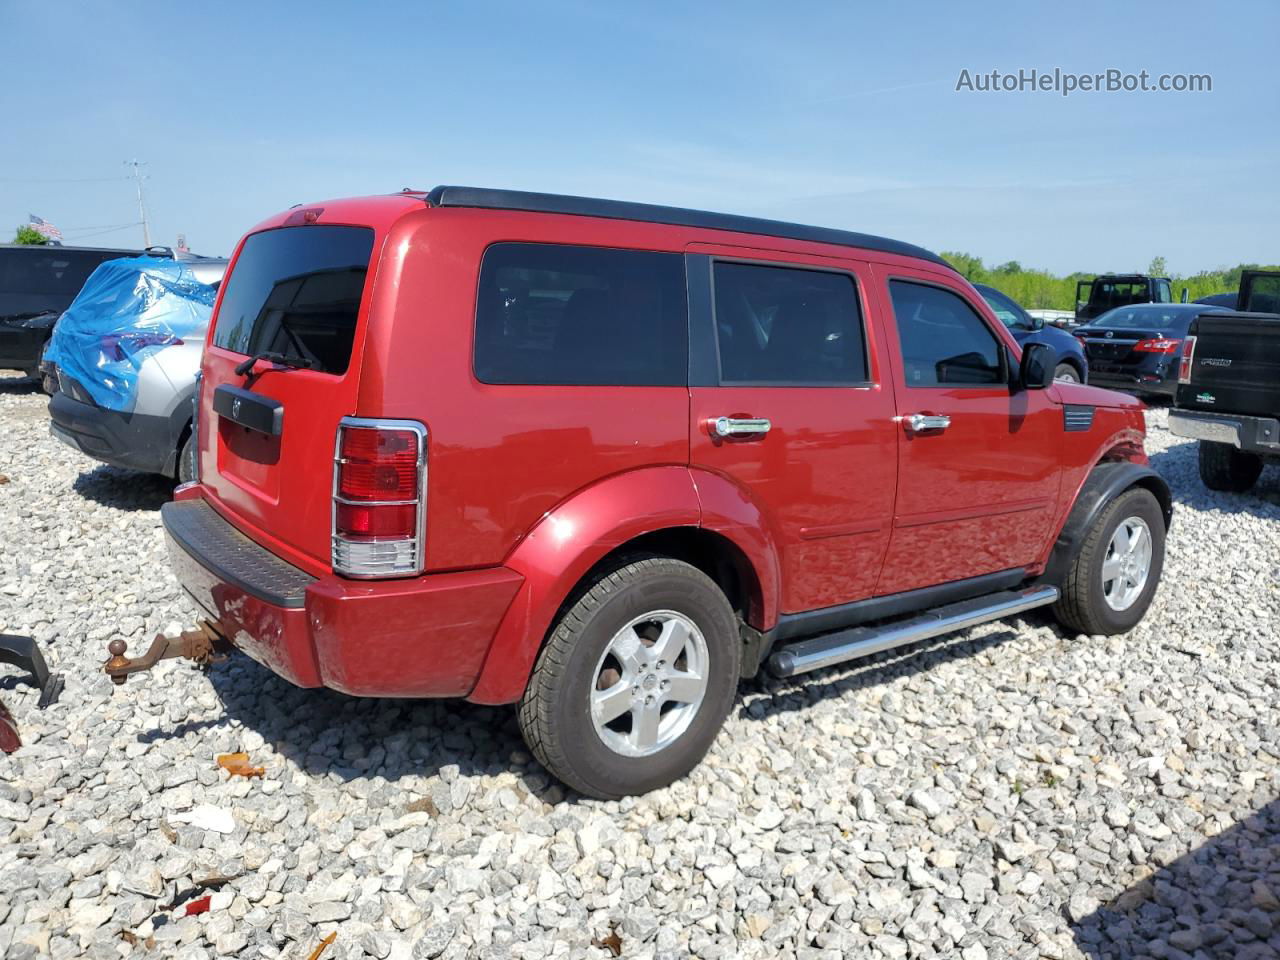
1133,338,1181,354
1178,335,1197,383
332,419,427,577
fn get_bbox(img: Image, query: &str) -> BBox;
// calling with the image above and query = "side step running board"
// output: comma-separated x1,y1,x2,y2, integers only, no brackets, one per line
767,586,1059,678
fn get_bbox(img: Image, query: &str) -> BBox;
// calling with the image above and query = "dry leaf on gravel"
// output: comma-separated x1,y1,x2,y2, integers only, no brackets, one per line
216,752,265,778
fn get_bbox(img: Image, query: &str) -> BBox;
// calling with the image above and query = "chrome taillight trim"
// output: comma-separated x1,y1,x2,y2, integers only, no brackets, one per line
331,416,428,578
1178,335,1198,384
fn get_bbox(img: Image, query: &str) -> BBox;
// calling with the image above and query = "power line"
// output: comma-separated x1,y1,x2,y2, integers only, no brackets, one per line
66,224,144,241
0,175,133,184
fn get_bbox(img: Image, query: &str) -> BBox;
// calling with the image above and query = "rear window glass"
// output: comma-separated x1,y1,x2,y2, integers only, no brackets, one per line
1093,306,1199,330
474,243,687,386
212,226,374,375
1091,280,1149,310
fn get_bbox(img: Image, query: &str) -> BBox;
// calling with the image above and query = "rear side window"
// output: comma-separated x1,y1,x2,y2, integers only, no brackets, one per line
212,226,374,375
0,250,123,298
889,280,1004,387
475,243,687,386
712,261,867,384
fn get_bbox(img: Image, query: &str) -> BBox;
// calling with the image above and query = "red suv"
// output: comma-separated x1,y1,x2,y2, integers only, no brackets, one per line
146,187,1171,798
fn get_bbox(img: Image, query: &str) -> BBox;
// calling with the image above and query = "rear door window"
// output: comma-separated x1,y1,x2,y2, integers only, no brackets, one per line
889,280,1004,387
711,261,867,384
474,243,687,386
212,226,374,375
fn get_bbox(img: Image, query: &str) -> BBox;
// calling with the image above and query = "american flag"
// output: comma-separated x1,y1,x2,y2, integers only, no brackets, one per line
28,214,63,242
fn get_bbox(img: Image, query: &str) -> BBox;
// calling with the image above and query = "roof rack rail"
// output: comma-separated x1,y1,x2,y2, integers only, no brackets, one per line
425,185,951,269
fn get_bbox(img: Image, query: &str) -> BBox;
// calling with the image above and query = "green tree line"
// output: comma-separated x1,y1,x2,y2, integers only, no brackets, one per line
941,252,1280,310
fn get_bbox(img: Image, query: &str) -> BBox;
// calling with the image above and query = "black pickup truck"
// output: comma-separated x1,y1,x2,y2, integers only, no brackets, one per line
1168,270,1280,492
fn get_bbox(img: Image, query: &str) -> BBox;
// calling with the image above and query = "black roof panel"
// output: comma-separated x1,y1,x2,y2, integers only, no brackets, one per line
426,185,951,269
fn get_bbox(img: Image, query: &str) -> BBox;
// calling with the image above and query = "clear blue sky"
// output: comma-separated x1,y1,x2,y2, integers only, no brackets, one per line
2,1,1276,276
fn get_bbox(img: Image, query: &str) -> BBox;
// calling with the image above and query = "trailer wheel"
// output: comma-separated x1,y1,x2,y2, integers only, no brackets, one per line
1198,440,1262,493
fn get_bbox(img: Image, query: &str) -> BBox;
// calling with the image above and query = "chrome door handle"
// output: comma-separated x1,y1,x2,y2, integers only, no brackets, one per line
899,413,951,433
710,416,772,438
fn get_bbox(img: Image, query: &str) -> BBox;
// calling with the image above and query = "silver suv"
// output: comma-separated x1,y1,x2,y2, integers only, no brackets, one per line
48,255,227,480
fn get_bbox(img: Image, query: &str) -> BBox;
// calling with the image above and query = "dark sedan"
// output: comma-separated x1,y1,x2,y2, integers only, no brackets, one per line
1073,303,1230,399
975,283,1088,382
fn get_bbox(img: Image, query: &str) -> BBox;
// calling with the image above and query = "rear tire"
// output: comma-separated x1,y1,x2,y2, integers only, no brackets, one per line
1052,487,1165,636
177,430,196,484
1053,363,1080,383
1198,440,1262,493
517,556,740,799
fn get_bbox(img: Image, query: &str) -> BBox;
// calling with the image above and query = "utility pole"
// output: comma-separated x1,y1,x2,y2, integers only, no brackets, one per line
125,160,152,248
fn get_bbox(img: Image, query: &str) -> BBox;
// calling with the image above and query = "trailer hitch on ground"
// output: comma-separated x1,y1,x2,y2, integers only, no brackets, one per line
104,620,232,685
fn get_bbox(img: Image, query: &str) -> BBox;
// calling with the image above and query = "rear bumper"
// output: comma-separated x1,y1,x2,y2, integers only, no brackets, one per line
49,389,182,476
1086,366,1176,397
161,497,524,697
1168,410,1280,454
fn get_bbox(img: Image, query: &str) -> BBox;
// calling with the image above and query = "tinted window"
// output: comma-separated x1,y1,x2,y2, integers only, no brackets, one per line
712,262,867,384
212,226,374,375
1092,305,1205,331
1090,280,1149,311
1243,274,1280,314
889,281,1004,387
475,243,687,386
978,286,1032,331
0,250,129,316
1155,279,1172,302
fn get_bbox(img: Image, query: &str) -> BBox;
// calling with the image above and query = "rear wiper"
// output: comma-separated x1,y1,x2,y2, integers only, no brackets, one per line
234,351,315,377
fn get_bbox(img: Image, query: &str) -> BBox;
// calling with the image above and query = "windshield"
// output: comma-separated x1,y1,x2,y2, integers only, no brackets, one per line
1091,306,1201,331
211,226,374,375
977,286,1032,330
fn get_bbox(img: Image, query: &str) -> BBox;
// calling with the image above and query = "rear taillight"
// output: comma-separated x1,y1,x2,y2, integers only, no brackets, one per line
332,417,427,577
1133,338,1181,354
1178,335,1197,383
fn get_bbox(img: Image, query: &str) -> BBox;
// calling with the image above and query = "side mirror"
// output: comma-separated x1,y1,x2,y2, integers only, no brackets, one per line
1019,342,1055,390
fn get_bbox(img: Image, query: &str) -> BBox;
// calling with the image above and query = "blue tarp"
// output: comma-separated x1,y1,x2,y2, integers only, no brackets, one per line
44,256,216,412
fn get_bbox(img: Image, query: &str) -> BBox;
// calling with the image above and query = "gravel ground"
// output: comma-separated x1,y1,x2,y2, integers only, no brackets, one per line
1,372,1278,960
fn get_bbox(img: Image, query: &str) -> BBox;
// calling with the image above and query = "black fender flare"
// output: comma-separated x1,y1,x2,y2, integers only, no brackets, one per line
1037,461,1173,589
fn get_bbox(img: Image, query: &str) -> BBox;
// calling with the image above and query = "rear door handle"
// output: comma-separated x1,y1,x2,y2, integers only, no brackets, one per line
898,413,951,433
710,416,772,438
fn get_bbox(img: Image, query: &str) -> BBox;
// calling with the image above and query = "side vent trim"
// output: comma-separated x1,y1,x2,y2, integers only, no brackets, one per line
1063,404,1095,432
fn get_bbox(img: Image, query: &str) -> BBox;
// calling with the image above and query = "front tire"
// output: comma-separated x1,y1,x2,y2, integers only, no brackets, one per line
1052,487,1165,636
1198,440,1262,493
517,556,740,799
1053,362,1080,383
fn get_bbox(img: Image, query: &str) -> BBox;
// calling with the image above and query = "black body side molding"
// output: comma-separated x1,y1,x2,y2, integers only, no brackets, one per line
1036,461,1173,589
